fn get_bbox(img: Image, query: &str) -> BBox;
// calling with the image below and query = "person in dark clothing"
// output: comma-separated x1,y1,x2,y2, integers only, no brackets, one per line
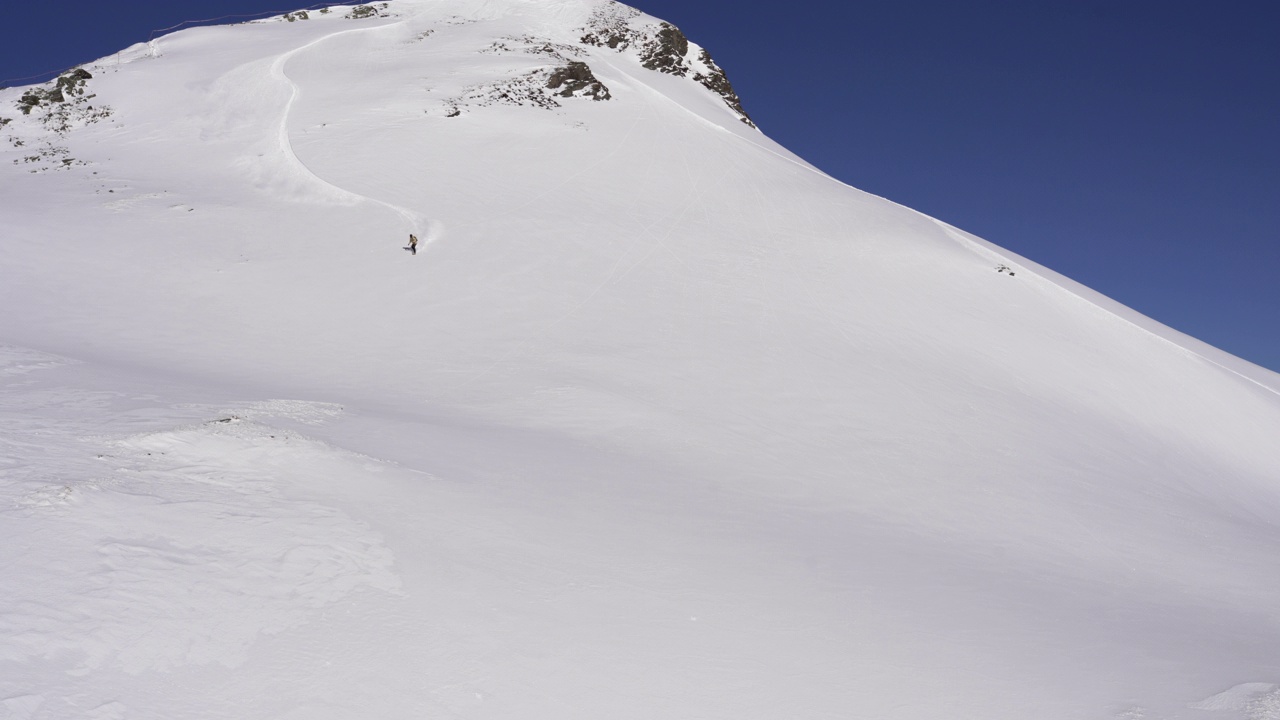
409,233,418,255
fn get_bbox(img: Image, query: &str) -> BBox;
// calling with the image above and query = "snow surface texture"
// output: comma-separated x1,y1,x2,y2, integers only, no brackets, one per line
2,1,1280,718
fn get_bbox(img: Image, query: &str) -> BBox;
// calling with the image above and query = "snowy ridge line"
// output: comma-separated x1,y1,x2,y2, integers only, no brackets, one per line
144,2,341,44
543,56,969,375
598,54,756,140
271,17,435,240
622,59,1280,396
0,3,339,87
708,103,1280,396
930,218,1280,398
599,53,853,199
0,66,88,88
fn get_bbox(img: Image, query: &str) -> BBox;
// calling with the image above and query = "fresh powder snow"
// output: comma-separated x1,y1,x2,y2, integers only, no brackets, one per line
2,1,1280,718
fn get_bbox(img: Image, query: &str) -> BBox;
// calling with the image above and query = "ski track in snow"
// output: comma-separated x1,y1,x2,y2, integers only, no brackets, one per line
270,17,436,243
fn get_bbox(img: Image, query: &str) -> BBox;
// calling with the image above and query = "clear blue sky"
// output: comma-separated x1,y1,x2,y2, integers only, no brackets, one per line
4,1,1277,373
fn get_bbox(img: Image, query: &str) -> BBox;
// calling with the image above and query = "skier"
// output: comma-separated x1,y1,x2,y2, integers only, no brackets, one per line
408,233,418,255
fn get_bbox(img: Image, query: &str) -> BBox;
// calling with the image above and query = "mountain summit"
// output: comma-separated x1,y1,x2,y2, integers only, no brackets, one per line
3,2,1280,719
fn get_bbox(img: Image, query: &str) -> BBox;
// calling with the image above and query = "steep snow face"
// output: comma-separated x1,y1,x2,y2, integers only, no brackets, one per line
3,2,1280,719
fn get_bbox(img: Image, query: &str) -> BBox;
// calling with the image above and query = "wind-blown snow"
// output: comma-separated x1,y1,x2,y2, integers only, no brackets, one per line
2,1,1280,718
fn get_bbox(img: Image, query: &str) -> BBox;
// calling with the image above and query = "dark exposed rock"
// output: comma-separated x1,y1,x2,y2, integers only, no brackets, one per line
485,35,584,62
348,5,379,19
46,68,91,103
692,50,754,128
19,92,42,114
580,2,641,49
639,23,690,76
284,10,310,21
546,62,611,101
11,67,111,139
580,16,754,128
581,32,629,50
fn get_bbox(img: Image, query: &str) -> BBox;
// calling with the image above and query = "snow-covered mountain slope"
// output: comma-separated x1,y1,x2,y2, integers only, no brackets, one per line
3,1,1280,718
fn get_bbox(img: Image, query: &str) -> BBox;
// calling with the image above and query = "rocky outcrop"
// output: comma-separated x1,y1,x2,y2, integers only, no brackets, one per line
546,62,611,101
17,68,95,119
639,23,690,76
691,50,753,128
442,4,748,125
347,4,385,20
447,35,610,115
579,1,641,50
5,67,112,172
580,32,629,50
578,12,755,129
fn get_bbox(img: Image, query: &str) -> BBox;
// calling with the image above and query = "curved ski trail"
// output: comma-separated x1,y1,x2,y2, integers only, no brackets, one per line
269,22,436,244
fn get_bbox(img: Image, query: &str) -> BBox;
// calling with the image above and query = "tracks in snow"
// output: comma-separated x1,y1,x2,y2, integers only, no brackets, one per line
269,21,435,244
